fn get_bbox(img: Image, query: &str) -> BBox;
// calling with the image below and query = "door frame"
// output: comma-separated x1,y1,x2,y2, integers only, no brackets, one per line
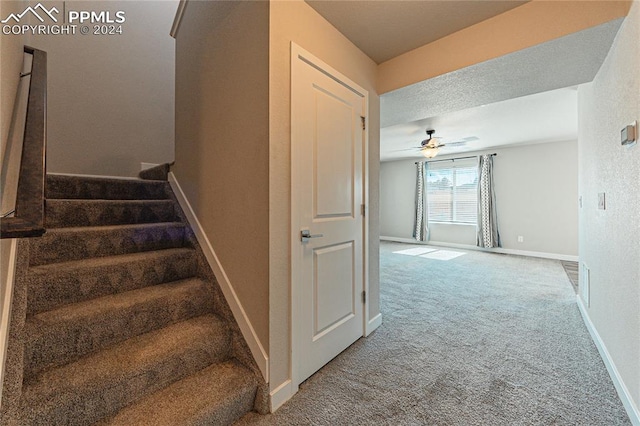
290,42,370,390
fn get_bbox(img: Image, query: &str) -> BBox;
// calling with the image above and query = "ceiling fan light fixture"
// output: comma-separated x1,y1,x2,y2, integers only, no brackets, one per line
421,147,439,158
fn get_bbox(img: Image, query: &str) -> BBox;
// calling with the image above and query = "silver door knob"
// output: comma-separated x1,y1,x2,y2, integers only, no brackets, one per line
301,229,323,242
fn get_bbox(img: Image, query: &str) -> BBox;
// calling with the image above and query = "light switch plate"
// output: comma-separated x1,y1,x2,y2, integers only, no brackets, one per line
598,193,606,210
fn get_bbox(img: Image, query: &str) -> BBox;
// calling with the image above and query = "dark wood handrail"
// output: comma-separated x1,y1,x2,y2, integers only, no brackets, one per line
1,46,47,239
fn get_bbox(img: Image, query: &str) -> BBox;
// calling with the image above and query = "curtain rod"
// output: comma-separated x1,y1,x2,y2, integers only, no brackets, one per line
414,153,497,164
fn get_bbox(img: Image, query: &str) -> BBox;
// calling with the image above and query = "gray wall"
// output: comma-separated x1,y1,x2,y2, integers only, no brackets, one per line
174,0,270,352
28,1,176,177
578,0,639,413
380,140,579,256
173,1,381,392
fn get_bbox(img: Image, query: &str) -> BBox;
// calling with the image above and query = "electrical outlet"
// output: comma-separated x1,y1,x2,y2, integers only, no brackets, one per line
517,236,524,243
598,193,606,210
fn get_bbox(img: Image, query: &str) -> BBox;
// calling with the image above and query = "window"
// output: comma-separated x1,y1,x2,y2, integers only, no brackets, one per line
426,160,478,224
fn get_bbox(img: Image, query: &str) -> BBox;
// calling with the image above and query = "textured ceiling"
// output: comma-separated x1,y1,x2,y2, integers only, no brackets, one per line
303,2,624,161
379,18,625,161
381,87,578,162
381,18,624,128
305,0,527,64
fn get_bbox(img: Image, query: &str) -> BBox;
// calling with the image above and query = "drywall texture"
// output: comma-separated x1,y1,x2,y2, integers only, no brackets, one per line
578,0,640,414
0,0,26,404
28,1,175,177
1,2,25,172
269,0,380,391
380,18,623,129
380,140,579,257
378,0,631,94
379,160,415,240
1,0,27,217
174,1,270,354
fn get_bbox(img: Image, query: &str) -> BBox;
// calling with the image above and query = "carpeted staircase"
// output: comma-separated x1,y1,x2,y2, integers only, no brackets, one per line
1,174,267,425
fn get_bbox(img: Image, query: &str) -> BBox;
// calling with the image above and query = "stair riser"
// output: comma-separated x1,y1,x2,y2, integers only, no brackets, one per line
99,362,258,426
23,329,231,426
27,251,198,315
46,175,169,200
189,388,256,426
46,200,177,228
25,282,214,378
29,224,187,266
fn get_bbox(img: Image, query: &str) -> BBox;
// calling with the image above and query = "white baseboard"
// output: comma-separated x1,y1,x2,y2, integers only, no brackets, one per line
0,238,18,406
380,236,579,262
269,379,294,412
168,172,269,382
380,236,428,244
577,297,640,425
491,246,578,262
366,313,382,336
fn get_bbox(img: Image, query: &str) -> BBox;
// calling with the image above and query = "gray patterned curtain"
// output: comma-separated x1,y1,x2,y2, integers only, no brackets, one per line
477,155,500,248
414,162,429,242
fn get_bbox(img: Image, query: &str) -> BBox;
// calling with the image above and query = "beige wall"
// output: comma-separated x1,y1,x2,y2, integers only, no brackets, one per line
1,2,25,168
1,0,27,217
174,0,270,352
578,0,639,414
378,0,631,94
173,0,380,392
28,1,176,177
0,0,27,404
269,0,380,391
380,140,579,257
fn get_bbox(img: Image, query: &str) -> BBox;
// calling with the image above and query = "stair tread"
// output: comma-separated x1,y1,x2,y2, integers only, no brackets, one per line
22,315,230,406
28,247,195,275
45,221,185,233
25,278,213,376
46,198,179,228
27,248,199,316
28,277,209,325
46,174,170,200
30,222,189,266
47,174,166,185
47,198,173,204
101,361,257,426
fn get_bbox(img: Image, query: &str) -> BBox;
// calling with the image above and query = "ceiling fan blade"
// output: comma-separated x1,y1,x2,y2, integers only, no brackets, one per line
393,147,423,151
446,141,467,147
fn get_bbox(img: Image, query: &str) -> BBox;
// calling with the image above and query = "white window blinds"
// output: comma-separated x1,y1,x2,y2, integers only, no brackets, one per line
426,159,478,224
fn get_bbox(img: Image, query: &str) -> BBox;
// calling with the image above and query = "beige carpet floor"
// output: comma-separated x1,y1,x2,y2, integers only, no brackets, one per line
236,242,630,425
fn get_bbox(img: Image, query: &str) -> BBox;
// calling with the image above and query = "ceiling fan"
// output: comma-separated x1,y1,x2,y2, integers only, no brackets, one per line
418,130,443,158
416,129,470,158
392,129,476,158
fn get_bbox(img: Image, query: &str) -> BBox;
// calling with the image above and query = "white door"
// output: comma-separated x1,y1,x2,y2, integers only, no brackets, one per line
291,45,367,385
